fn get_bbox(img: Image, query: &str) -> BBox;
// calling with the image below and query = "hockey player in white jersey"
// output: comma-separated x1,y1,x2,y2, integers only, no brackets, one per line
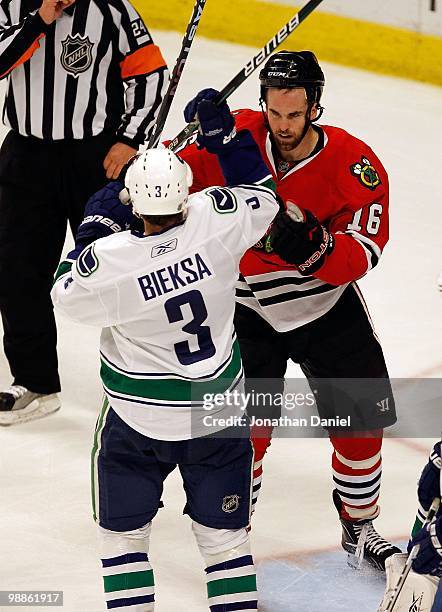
52,97,278,612
379,441,442,611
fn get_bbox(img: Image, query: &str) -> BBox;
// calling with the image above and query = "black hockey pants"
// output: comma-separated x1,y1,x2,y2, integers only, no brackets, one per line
0,130,113,394
234,284,397,431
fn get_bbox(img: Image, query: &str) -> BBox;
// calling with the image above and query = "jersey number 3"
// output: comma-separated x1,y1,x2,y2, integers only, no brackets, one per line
164,290,216,365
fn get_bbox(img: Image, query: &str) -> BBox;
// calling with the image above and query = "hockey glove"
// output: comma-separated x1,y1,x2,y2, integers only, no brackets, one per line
418,443,442,516
184,87,218,123
184,88,237,154
411,516,442,577
68,181,135,260
269,202,334,275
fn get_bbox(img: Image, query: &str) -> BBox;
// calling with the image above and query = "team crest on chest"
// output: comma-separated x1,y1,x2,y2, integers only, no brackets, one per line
222,495,240,513
277,160,291,173
350,157,381,190
61,34,94,76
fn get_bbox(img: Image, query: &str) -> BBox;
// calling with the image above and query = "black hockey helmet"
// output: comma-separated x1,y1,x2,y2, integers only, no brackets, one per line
259,50,325,105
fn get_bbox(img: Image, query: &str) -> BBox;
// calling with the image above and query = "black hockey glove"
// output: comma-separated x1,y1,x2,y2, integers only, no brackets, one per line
269,202,334,275
68,181,135,260
184,88,237,154
411,516,442,577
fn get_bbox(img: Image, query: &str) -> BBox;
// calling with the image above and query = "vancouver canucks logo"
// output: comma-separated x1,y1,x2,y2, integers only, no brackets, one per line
76,244,99,277
206,187,237,214
350,157,381,191
61,34,94,76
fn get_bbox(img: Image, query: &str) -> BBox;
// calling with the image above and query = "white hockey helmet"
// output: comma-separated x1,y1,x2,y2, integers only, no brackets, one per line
125,148,193,216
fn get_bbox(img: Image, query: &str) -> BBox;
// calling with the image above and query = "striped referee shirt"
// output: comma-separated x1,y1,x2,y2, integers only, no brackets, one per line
0,0,168,142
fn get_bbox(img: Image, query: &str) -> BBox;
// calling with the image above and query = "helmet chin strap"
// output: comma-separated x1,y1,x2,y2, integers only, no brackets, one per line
312,103,324,123
299,98,325,141
259,96,270,131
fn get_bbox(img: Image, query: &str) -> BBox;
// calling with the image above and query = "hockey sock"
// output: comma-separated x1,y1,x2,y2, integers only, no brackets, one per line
250,424,273,515
99,523,155,611
193,522,258,611
330,432,383,521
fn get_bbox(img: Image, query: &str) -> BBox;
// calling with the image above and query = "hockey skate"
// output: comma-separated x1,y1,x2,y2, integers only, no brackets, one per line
0,385,60,426
333,489,401,571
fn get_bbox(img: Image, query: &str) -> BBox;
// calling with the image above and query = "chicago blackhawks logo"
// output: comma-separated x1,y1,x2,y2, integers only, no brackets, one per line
253,235,273,254
350,157,381,191
61,34,94,76
222,495,240,513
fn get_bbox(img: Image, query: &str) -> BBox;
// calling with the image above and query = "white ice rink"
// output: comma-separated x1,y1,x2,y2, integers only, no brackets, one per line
0,30,441,612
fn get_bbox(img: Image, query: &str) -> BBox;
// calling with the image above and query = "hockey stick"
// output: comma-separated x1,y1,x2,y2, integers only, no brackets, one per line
168,0,325,151
382,497,440,612
147,0,208,149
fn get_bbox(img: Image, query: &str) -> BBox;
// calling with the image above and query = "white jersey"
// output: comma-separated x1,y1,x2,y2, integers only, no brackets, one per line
52,182,278,440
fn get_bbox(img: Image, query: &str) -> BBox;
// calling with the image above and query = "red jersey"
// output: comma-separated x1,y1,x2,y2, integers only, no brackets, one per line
177,109,389,331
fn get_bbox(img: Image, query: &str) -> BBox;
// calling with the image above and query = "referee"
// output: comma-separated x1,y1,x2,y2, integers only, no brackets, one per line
0,0,168,425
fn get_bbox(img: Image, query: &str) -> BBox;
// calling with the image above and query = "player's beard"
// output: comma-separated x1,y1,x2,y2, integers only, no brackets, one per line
273,132,304,151
271,113,310,153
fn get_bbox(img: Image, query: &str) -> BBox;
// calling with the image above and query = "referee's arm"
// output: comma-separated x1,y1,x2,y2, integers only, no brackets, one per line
103,0,169,179
0,8,49,79
116,0,168,146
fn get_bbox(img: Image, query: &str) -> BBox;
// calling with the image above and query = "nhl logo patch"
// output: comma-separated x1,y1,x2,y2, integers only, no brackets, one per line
350,156,381,191
61,34,94,76
222,495,240,513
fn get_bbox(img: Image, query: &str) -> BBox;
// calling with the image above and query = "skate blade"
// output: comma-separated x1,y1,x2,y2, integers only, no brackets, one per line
0,394,60,426
347,551,364,570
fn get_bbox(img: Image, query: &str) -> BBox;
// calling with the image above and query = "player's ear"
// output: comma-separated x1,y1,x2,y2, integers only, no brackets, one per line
310,103,319,121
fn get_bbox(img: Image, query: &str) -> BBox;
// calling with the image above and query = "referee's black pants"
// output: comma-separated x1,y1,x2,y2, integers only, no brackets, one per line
0,130,113,394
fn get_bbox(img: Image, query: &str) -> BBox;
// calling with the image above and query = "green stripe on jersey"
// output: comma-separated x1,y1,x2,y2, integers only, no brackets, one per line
53,260,73,284
100,340,242,402
411,516,424,537
91,397,110,522
259,177,276,193
104,569,154,593
207,574,257,598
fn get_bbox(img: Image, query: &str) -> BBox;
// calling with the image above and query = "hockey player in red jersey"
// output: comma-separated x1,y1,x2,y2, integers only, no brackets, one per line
180,50,399,570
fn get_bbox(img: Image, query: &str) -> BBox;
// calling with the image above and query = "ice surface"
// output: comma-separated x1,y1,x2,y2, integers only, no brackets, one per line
0,30,441,611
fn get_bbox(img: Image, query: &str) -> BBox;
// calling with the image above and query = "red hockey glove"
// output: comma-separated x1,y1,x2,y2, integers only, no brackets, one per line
269,202,334,275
